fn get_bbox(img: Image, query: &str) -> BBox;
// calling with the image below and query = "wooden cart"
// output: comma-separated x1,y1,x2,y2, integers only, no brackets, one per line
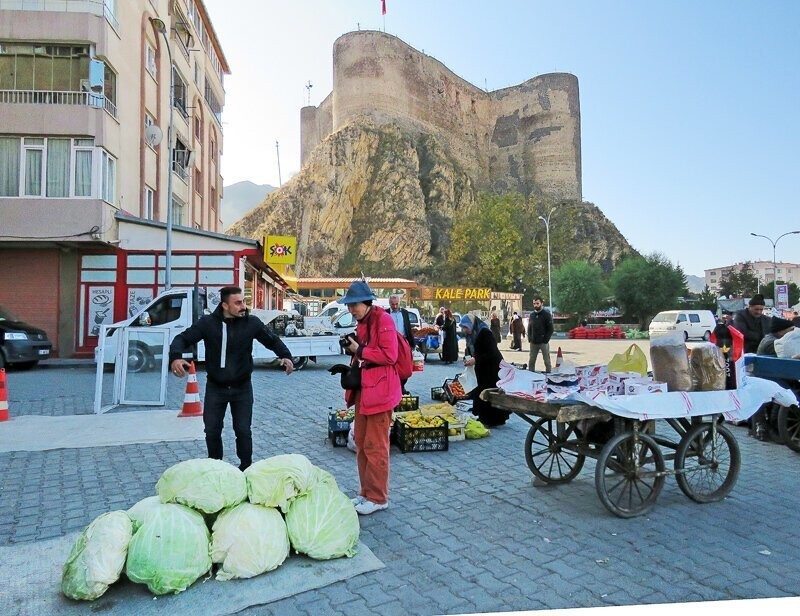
480,388,741,518
744,355,800,452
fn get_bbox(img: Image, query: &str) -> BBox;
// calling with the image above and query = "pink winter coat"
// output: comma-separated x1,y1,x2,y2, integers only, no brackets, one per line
345,306,402,414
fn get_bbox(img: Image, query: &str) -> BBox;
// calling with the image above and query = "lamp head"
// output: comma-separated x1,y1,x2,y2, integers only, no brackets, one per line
150,17,167,34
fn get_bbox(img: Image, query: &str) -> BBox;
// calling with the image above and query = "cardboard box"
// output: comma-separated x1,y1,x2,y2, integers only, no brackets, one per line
576,364,608,378
627,381,668,395
608,371,642,394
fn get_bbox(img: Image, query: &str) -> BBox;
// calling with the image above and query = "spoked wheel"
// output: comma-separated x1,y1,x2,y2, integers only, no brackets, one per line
675,422,740,503
524,418,585,484
778,405,800,453
595,432,665,518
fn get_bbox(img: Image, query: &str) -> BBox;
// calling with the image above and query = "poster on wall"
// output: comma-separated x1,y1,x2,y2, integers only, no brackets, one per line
206,287,222,312
89,286,115,337
128,288,154,317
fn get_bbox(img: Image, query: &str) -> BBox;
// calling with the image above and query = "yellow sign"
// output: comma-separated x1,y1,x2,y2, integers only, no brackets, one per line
432,287,491,301
264,235,296,265
281,265,298,293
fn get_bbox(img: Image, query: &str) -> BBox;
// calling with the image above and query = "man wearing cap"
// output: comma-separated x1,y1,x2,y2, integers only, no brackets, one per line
338,280,402,515
733,294,771,354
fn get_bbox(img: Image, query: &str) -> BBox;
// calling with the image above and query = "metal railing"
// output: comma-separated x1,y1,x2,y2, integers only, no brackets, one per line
0,89,117,118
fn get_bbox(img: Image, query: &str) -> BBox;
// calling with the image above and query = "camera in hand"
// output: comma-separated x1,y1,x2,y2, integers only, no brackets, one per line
339,333,357,349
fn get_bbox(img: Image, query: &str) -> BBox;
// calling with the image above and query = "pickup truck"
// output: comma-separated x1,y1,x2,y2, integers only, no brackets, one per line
96,287,348,372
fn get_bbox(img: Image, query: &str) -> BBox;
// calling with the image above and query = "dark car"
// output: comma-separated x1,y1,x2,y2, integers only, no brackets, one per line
0,306,53,369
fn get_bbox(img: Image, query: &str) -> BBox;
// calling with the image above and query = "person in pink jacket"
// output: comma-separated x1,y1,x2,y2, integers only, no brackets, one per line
340,280,402,515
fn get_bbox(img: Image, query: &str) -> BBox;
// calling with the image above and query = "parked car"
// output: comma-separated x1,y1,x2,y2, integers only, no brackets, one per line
0,306,53,369
649,310,716,341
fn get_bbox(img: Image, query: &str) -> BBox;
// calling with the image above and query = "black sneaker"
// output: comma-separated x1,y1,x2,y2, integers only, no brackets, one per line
753,424,768,441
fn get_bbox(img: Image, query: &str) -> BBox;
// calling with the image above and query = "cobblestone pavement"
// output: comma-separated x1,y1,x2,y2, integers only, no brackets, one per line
2,344,800,615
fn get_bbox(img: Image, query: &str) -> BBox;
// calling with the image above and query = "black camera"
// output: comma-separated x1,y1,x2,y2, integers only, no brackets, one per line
339,333,357,350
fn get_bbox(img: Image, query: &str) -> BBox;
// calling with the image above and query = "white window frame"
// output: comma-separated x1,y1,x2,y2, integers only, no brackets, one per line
4,136,95,198
143,186,155,219
145,43,157,78
101,150,116,204
22,137,44,197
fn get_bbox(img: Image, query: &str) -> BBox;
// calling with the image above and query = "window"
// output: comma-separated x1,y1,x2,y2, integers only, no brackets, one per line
173,136,191,181
0,43,90,92
194,168,203,195
194,115,203,142
172,66,187,117
204,79,222,124
145,43,156,78
210,139,217,165
143,186,155,219
689,314,700,323
194,60,202,87
172,194,186,226
101,150,116,204
1,136,94,197
144,112,157,149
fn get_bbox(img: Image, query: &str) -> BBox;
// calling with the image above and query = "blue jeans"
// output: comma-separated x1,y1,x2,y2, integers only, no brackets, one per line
204,380,254,469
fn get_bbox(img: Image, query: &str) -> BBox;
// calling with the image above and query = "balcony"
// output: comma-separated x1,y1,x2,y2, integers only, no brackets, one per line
0,89,117,119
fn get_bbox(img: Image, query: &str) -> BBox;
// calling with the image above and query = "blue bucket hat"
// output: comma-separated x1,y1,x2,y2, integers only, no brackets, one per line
338,280,377,304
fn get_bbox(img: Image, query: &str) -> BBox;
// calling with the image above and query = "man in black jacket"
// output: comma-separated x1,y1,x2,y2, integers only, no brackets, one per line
169,286,294,470
388,294,415,394
527,297,554,373
733,294,771,354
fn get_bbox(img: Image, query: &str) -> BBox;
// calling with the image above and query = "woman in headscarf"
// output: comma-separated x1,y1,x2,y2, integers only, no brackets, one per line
459,313,509,427
441,308,459,364
490,313,502,344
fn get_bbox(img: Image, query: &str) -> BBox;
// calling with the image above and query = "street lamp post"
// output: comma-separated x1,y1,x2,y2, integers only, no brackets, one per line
538,207,555,311
750,230,800,306
150,17,174,290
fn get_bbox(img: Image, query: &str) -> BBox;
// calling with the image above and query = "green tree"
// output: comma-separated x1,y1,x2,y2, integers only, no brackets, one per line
760,281,800,307
552,261,607,324
694,285,719,311
610,253,687,328
718,262,759,297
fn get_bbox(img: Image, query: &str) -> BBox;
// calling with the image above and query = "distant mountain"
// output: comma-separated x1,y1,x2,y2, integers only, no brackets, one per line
686,274,706,293
221,181,276,230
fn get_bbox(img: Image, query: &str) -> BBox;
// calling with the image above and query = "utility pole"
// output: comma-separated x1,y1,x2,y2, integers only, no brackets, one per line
275,140,282,187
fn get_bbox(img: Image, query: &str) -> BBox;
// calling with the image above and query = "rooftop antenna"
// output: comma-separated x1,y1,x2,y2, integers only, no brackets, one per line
305,80,313,106
275,140,282,187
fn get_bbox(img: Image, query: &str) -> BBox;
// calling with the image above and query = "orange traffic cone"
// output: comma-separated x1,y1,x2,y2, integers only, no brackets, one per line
178,362,203,417
555,346,564,369
0,368,8,422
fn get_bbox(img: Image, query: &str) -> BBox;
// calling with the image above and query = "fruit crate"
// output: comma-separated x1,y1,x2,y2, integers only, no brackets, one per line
448,424,466,442
328,410,355,432
329,430,349,447
394,418,449,453
430,386,445,401
442,379,470,405
393,395,419,413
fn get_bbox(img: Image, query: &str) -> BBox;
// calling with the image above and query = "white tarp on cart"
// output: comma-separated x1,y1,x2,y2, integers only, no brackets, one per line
574,377,797,422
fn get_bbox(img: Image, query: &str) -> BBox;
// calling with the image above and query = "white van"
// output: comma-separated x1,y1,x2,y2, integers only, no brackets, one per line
649,310,716,341
319,299,422,335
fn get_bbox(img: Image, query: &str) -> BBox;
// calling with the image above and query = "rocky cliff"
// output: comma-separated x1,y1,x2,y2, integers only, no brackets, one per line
228,118,634,279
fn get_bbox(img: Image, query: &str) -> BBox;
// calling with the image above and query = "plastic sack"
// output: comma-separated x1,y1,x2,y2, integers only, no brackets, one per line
211,503,290,580
285,482,360,560
496,361,546,397
607,344,648,376
457,365,479,394
125,502,211,595
465,417,490,439
689,343,727,391
412,349,425,372
775,328,800,358
61,511,133,601
156,458,247,515
650,335,692,392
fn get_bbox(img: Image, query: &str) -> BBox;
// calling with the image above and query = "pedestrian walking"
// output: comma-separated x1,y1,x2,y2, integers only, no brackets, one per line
527,297,553,373
490,313,502,344
510,312,525,350
169,286,294,471
387,293,416,394
340,280,402,515
441,308,459,363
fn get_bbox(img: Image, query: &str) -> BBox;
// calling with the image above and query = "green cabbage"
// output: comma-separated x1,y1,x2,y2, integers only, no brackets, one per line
126,496,162,532
244,454,335,513
125,502,211,595
211,503,290,580
61,511,133,601
285,482,360,560
155,458,247,514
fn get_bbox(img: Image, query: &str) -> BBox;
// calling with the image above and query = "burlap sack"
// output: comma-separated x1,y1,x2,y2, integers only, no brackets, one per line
689,342,727,391
650,335,692,392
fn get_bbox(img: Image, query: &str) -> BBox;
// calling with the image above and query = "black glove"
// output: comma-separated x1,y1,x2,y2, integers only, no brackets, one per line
328,364,351,376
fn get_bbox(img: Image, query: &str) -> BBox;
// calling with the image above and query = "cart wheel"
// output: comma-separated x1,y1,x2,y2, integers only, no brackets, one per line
524,418,585,484
675,422,740,503
777,405,800,453
595,432,665,518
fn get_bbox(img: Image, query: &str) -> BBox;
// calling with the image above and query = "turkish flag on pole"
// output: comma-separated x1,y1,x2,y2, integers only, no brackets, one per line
381,0,387,15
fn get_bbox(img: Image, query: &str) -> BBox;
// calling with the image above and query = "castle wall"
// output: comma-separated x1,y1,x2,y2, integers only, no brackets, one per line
301,31,581,200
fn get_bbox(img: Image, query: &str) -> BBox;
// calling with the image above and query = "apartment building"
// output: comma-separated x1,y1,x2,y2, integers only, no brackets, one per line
705,261,800,294
0,0,290,358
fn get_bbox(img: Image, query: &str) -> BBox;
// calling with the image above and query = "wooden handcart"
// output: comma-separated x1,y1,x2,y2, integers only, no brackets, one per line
744,355,800,452
480,388,742,518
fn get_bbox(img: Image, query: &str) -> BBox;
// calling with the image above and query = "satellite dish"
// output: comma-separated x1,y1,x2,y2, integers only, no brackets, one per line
144,125,163,147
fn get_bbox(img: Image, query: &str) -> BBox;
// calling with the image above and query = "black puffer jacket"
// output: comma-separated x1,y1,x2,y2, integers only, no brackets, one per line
527,309,553,344
169,305,292,385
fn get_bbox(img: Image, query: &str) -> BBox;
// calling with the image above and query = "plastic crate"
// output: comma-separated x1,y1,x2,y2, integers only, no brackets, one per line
394,395,419,413
394,418,449,453
448,424,466,442
330,430,349,447
442,379,470,405
431,386,445,401
328,410,354,432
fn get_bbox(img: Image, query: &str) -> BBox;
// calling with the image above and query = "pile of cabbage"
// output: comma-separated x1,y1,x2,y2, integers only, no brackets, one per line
61,454,360,601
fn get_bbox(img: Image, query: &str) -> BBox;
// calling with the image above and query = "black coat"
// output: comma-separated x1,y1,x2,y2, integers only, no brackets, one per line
527,309,553,344
169,305,292,385
468,327,509,426
733,308,770,354
490,317,502,343
441,316,459,362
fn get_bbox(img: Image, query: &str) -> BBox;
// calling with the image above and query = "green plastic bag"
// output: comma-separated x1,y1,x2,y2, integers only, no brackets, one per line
465,418,490,439
607,343,648,376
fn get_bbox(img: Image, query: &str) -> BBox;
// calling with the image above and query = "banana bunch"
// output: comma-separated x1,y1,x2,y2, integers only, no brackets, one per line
397,412,446,428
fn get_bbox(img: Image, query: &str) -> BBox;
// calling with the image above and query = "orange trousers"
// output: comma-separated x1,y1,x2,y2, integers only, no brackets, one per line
354,407,391,505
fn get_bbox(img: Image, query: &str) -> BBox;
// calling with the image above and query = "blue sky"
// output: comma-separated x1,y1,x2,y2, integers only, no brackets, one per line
203,0,800,277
